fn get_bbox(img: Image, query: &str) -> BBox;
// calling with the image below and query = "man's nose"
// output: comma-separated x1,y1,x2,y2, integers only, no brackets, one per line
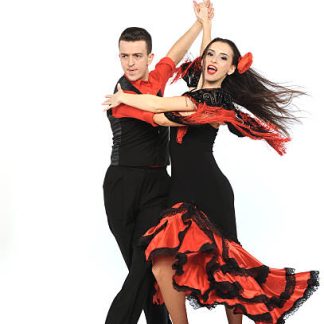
128,57,135,66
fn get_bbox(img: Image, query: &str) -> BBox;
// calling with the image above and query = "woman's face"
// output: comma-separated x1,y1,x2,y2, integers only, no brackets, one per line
203,41,236,88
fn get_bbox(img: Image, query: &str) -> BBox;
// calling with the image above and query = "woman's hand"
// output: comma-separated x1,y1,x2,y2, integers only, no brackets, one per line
102,83,124,111
193,0,214,23
179,111,195,116
210,121,223,129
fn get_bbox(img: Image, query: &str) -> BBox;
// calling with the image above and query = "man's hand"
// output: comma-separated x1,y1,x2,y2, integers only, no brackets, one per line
102,83,124,111
193,0,214,23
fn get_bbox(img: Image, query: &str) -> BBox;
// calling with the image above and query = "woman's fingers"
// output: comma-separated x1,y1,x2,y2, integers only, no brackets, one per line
193,1,199,15
102,101,113,111
102,96,113,107
203,0,211,8
208,7,214,19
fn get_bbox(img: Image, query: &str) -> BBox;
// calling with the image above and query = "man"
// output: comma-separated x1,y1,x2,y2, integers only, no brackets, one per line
103,3,212,323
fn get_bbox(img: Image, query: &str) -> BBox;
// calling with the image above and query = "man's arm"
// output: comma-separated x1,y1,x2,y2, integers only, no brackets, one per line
105,1,213,125
166,0,213,66
166,21,202,66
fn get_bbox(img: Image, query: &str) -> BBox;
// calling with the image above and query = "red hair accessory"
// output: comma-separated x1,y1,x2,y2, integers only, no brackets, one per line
237,52,253,74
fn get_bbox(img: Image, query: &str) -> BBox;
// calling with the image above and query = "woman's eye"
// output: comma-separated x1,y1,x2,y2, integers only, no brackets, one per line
221,57,227,60
207,52,213,56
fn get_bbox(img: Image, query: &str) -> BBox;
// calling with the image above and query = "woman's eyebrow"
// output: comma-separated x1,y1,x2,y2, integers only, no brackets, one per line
207,49,229,56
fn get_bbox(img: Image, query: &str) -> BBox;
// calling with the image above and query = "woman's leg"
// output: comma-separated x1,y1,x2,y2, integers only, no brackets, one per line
225,307,243,324
152,256,189,324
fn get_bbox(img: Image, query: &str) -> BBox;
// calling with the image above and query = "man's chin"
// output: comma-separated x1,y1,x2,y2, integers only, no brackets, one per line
126,73,141,82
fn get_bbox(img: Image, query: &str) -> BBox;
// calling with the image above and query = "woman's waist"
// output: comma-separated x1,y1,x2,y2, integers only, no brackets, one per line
169,147,215,161
170,141,214,150
170,152,217,168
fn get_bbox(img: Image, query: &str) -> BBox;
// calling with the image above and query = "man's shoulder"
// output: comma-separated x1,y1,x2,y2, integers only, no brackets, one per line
148,56,176,83
151,56,175,71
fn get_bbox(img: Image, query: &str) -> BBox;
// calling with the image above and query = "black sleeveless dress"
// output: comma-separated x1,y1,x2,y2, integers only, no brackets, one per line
141,88,319,324
167,92,239,243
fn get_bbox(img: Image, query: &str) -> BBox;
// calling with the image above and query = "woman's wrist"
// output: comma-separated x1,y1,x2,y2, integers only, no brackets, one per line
120,92,128,105
202,20,212,29
197,18,209,26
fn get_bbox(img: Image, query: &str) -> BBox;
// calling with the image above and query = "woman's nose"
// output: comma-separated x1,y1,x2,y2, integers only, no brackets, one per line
211,56,217,63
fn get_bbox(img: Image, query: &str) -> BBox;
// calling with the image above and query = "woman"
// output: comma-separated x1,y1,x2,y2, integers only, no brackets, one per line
103,18,319,324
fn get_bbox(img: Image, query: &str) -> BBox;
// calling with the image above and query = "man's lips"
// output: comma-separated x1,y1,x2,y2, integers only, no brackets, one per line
207,65,217,75
127,69,137,74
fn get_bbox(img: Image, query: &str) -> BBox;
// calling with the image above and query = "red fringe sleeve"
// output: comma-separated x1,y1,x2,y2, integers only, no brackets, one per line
167,99,290,156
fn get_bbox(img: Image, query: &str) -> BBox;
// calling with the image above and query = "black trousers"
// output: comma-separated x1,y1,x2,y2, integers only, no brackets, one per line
103,165,171,324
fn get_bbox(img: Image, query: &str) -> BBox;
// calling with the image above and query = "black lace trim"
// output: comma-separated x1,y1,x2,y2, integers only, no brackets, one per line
163,111,188,125
185,88,234,109
185,295,273,322
277,270,320,324
221,238,270,284
199,269,320,324
163,88,241,129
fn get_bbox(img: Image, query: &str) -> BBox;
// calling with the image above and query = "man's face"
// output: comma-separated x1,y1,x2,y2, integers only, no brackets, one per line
119,40,154,81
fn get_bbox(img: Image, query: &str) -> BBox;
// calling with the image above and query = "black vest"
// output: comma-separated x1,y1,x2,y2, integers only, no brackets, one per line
107,76,169,167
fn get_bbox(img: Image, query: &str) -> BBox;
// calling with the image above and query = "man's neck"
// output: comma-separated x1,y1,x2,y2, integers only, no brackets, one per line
140,70,149,82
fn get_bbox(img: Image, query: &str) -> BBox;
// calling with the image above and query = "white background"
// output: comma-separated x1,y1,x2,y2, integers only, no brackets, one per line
0,0,323,323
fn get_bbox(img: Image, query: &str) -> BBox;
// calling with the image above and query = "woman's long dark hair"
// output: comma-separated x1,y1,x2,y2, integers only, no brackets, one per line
201,38,304,136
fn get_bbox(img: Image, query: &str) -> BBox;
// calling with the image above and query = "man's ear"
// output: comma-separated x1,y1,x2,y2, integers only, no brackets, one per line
147,53,154,66
228,65,236,75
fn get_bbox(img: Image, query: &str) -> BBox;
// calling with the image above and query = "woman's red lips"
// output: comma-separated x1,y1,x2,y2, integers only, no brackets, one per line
207,65,217,75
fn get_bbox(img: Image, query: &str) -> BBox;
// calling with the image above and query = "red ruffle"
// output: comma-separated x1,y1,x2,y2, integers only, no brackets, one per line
142,202,319,323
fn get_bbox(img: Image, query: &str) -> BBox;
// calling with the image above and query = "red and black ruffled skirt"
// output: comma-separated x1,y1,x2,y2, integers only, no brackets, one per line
140,202,319,324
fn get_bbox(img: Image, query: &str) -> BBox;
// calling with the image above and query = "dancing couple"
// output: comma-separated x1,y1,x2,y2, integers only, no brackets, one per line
103,1,319,323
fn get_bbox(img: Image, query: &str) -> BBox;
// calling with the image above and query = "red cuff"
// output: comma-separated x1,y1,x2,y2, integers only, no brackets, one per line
141,111,159,127
112,105,158,127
